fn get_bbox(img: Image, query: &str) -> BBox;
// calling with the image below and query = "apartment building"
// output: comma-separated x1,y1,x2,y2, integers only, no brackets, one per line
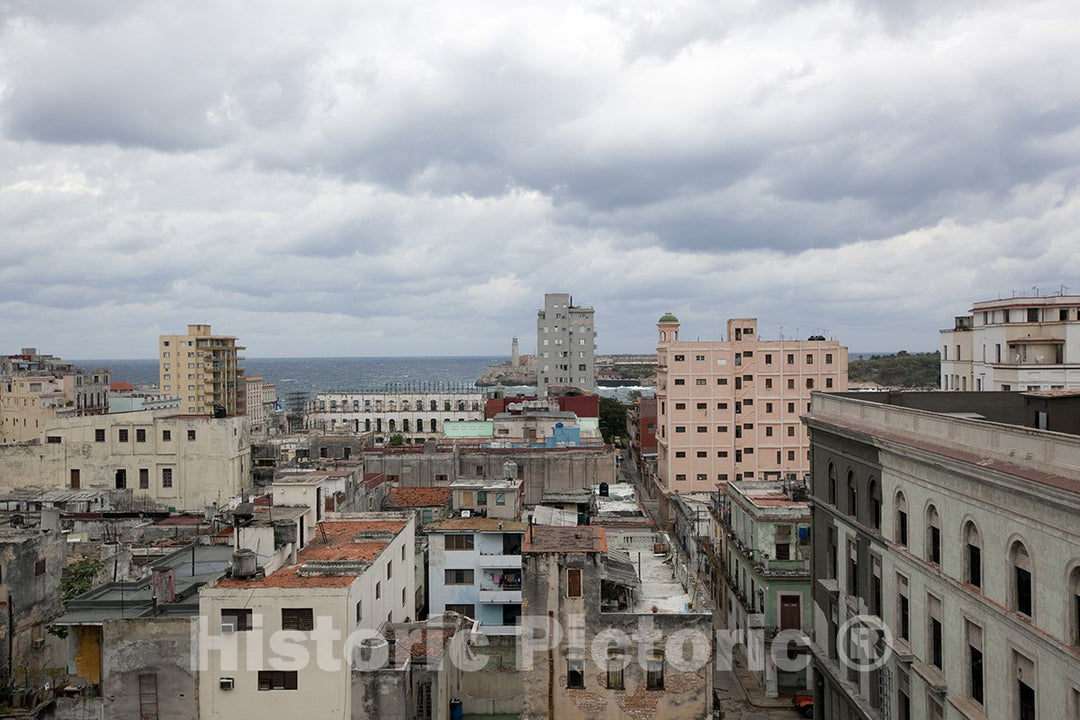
304,391,486,444
199,512,416,720
0,409,250,510
536,292,597,395
804,391,1080,720
427,517,526,635
940,294,1080,391
715,480,812,698
654,315,847,494
520,524,714,720
159,324,246,416
1,348,110,443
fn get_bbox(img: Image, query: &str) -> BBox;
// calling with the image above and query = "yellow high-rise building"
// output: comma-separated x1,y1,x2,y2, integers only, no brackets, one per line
159,324,245,416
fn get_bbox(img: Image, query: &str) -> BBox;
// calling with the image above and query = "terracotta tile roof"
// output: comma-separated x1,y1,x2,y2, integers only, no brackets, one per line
109,381,135,391
427,518,527,533
388,627,457,661
386,487,451,508
523,525,607,554
212,519,407,589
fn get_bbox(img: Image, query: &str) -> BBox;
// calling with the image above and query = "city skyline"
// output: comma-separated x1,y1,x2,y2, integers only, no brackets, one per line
2,1,1078,359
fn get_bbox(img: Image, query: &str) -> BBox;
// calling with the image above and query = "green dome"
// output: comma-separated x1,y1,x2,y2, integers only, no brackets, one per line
658,312,679,323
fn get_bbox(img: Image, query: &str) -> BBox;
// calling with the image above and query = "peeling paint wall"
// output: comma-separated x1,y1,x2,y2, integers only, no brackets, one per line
101,617,198,720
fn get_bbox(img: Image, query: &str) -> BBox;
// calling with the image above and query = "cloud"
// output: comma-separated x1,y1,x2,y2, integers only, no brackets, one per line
0,0,1078,359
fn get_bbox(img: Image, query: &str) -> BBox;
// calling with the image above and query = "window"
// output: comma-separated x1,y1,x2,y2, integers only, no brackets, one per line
897,574,910,641
675,402,686,410
696,451,707,458
787,353,794,364
136,428,146,442
868,479,881,530
162,468,173,488
826,378,833,388
806,378,814,389
445,569,474,585
646,651,664,690
188,429,196,441
806,354,814,364
825,353,833,364
675,426,686,433
846,471,857,517
964,521,982,589
717,378,728,385
926,505,941,565
138,468,149,489
387,561,392,579
567,658,585,688
567,568,582,597
674,378,685,386
674,354,685,362
376,581,381,598
477,491,488,506
966,620,984,705
446,604,475,617
222,608,253,631
787,379,795,390
115,469,126,489
696,426,707,433
695,378,707,386
895,492,908,546
827,463,837,504
764,378,772,389
1069,566,1080,646
356,600,362,623
162,429,171,441
928,594,943,668
257,671,297,691
675,474,686,482
675,451,686,458
847,540,859,596
606,654,624,689
118,428,129,442
281,608,314,631
1010,540,1034,618
35,559,46,576
695,354,705,361
765,427,773,437
95,428,105,442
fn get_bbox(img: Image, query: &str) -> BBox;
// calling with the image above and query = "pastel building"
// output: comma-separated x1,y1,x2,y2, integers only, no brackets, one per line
159,324,246,417
426,517,526,635
654,315,847,494
939,294,1080,391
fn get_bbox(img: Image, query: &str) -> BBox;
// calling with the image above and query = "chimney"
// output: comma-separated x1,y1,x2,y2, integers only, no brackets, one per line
151,565,176,604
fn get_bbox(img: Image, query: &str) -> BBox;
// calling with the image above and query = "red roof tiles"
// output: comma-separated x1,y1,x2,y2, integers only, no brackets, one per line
523,525,607,554
386,487,451,508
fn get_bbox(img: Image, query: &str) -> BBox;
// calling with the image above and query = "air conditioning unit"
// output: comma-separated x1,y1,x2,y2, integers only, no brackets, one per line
219,677,235,690
220,621,236,634
461,510,472,518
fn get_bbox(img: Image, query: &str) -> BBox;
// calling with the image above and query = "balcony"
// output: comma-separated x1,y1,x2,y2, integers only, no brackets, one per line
478,588,522,604
477,553,522,568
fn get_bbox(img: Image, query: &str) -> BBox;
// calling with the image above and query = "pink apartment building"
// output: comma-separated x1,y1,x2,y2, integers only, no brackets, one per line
654,315,847,494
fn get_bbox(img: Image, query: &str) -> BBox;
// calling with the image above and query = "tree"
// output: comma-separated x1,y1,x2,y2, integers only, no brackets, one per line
387,434,405,447
598,396,629,445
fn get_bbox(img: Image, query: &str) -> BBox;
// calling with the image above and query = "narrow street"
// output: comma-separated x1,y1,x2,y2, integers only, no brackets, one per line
620,447,800,720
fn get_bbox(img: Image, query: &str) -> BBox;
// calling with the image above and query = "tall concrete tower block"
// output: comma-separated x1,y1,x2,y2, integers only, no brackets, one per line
536,292,597,396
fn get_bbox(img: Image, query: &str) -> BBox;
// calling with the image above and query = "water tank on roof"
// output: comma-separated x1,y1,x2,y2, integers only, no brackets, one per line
230,549,257,579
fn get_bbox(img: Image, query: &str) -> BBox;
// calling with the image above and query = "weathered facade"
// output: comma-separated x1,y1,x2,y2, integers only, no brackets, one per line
304,391,486,445
159,324,246,417
537,292,597,396
1,348,110,444
0,409,250,511
520,525,714,720
805,392,1080,720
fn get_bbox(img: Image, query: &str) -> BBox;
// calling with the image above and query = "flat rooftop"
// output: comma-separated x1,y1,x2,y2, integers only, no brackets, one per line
523,525,606,554
212,519,407,590
629,548,695,614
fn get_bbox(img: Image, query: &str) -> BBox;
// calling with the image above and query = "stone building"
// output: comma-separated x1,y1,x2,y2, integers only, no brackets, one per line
304,391,486,445
359,443,616,506
654,315,847,495
159,323,246,416
804,391,1080,720
520,525,714,720
939,293,1080,391
537,292,597,396
0,409,250,511
1,348,110,444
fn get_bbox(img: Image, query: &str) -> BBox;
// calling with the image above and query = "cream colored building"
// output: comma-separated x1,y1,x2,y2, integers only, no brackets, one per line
1,348,110,443
939,294,1080,391
199,512,416,720
305,391,486,445
654,315,847,494
0,409,250,510
160,324,246,416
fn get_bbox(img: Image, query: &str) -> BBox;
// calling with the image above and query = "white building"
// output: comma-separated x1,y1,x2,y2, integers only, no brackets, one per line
199,511,416,720
939,294,1080,391
304,391,486,445
536,292,597,396
426,517,526,635
805,391,1080,720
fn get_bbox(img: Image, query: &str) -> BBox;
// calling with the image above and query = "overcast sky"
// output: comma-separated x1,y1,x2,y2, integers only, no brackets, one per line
2,0,1078,359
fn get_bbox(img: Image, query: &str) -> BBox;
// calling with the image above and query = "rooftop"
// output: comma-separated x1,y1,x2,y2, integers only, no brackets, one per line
523,525,607,554
427,517,527,533
728,481,811,514
212,519,407,589
386,487,451,508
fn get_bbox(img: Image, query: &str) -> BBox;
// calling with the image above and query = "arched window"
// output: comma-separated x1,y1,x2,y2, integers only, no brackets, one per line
827,463,837,505
388,419,396,432
416,419,424,433
895,492,908,546
1067,565,1080,646
430,400,437,411
964,521,982,589
926,505,941,565
365,419,371,432
846,471,857,518
867,478,881,530
1009,540,1034,618
402,419,410,433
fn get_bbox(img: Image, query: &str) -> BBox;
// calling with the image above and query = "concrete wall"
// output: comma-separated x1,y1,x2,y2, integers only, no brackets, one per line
0,529,67,686
362,446,615,506
101,617,197,720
